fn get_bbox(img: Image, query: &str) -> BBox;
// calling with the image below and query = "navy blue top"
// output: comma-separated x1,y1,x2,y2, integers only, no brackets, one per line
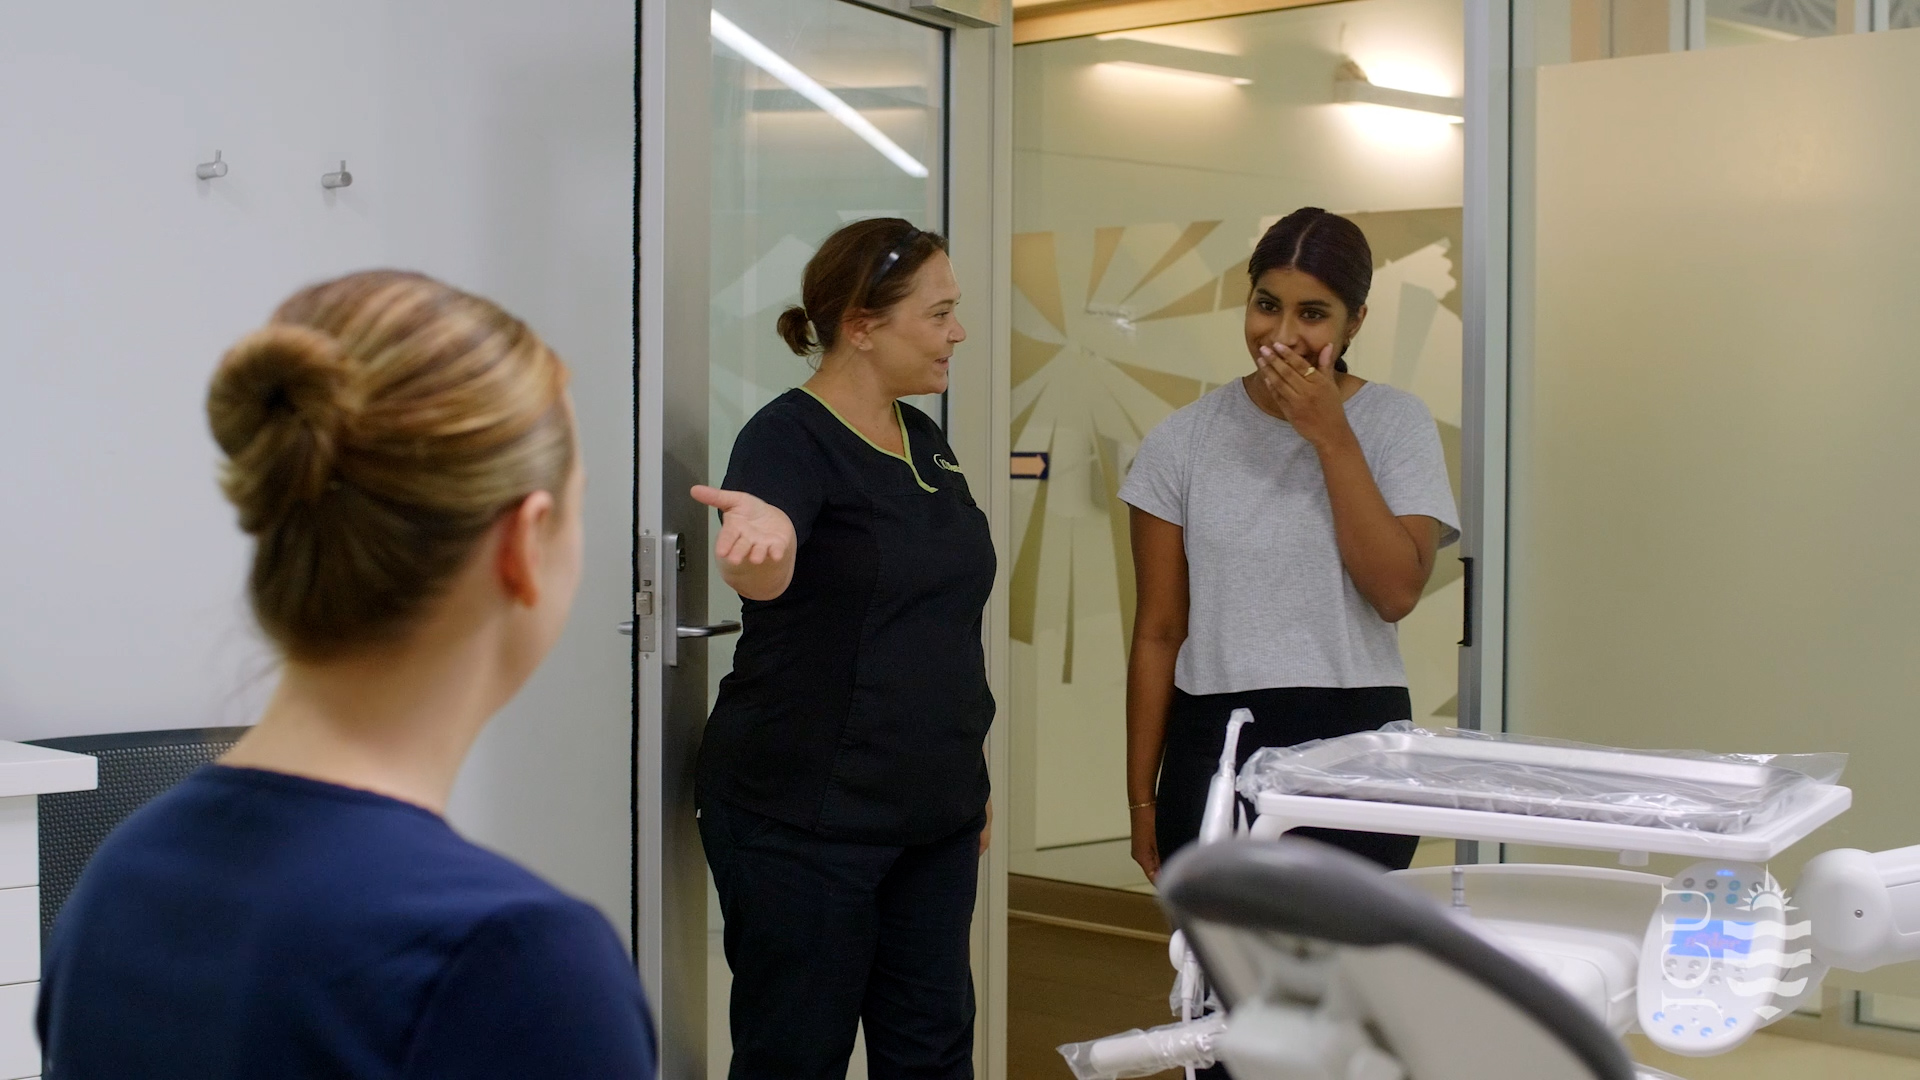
38,766,656,1080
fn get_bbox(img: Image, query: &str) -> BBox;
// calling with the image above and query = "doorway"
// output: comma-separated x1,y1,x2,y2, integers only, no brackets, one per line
636,3,1012,1078
706,4,950,1076
1003,1,1469,1070
1004,0,1469,896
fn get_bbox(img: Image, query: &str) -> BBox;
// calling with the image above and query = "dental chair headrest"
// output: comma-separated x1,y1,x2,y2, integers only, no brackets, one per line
1159,839,1639,1080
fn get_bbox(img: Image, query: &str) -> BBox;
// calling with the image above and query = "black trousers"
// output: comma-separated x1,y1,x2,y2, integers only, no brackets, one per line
1155,685,1421,869
700,798,984,1080
1155,687,1420,1080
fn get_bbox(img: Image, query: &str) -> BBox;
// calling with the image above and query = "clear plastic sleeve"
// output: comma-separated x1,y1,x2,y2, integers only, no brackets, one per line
1237,722,1846,835
1056,1015,1226,1080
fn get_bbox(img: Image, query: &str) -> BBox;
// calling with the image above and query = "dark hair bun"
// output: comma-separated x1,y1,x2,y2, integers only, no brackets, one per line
776,305,817,357
206,323,351,535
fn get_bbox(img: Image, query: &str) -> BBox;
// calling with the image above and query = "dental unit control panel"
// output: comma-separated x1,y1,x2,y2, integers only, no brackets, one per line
1635,860,1802,1056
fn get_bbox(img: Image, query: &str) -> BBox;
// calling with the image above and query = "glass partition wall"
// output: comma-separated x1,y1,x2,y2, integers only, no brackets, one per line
1008,0,1467,892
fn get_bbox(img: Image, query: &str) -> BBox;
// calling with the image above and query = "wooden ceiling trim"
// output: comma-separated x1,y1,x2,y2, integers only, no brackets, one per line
1012,0,1340,44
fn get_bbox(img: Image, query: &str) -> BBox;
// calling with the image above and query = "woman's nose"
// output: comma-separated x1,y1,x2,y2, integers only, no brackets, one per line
950,316,967,344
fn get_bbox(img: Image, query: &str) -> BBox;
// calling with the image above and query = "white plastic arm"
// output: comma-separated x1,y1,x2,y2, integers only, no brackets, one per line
1248,813,1291,841
1799,844,1920,971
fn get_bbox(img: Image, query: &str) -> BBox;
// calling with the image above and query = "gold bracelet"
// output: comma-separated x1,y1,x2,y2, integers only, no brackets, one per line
1128,798,1156,811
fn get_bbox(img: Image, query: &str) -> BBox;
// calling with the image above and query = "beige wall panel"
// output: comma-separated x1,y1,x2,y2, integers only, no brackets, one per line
1512,28,1920,991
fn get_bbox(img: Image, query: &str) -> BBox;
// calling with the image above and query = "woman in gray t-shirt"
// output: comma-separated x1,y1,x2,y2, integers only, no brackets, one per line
1117,208,1460,891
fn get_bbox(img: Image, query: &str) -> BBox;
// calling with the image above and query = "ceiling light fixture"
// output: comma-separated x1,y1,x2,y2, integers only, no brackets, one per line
1333,59,1463,124
710,11,930,178
1094,39,1255,87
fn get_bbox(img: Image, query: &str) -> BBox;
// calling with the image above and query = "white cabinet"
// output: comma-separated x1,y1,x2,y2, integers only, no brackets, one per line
0,982,35,1080
0,744,98,1079
0,802,32,897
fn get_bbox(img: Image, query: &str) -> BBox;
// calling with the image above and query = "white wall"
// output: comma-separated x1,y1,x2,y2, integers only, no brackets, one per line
0,1,637,934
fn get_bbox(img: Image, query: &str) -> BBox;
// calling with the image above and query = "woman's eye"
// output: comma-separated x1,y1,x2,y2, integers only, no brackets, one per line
1257,300,1278,312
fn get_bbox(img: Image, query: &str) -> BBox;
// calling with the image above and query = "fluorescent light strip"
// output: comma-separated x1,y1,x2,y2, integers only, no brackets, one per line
710,11,929,179
1098,60,1251,86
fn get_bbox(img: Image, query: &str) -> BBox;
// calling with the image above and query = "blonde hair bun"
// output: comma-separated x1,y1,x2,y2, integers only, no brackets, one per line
207,324,352,536
204,270,573,661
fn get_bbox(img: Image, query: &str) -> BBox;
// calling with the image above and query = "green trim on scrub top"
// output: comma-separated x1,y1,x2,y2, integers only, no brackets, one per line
798,386,940,493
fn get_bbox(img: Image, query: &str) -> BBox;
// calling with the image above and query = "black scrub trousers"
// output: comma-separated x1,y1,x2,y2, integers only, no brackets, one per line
698,388,996,1080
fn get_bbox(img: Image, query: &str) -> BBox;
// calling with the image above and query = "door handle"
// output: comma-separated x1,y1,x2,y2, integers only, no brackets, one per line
623,620,734,638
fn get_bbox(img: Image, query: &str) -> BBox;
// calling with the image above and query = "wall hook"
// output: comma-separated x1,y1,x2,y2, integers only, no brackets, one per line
321,160,353,190
195,150,228,180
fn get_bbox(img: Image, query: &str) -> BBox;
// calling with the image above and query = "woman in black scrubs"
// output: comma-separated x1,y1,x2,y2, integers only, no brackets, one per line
692,217,994,1080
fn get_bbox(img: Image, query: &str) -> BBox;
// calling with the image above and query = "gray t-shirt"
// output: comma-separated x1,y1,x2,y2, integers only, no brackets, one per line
1118,379,1460,694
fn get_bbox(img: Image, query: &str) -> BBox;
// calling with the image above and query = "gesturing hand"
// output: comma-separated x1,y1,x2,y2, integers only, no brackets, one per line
1253,341,1351,451
690,485,795,567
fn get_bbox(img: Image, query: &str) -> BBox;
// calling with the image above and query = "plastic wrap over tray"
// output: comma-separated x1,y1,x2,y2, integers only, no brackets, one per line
1237,723,1847,834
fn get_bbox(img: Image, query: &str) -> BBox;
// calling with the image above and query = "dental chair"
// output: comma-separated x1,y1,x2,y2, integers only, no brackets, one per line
1060,718,1907,1080
1152,837,1639,1080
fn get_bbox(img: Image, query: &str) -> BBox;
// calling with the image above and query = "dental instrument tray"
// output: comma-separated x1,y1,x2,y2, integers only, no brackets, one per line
1240,724,1851,860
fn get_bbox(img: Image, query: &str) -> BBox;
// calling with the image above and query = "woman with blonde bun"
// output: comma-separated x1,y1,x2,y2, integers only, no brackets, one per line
37,271,656,1079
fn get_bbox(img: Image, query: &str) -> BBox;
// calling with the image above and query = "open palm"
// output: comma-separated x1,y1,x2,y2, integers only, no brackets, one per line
691,485,795,567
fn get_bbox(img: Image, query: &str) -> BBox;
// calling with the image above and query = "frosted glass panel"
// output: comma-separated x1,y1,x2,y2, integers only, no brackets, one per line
1009,0,1464,890
1508,21,1920,993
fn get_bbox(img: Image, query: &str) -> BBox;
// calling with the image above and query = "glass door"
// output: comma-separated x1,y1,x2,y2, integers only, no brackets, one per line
638,3,1008,1079
706,5,948,1076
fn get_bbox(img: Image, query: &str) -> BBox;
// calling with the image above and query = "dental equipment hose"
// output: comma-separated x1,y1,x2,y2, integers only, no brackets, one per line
1057,1015,1228,1080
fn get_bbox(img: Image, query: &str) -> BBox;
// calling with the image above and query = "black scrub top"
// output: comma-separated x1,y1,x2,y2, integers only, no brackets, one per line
697,388,997,846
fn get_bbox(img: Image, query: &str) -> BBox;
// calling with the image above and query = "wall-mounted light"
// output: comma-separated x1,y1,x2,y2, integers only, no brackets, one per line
710,11,930,178
1093,39,1254,87
1333,59,1463,123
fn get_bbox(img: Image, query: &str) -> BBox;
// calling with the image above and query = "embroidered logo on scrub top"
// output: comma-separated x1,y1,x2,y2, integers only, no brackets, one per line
934,454,963,474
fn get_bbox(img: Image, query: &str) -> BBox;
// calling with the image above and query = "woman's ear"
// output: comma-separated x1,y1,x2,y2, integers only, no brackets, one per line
841,312,875,352
1346,303,1369,343
496,491,557,607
